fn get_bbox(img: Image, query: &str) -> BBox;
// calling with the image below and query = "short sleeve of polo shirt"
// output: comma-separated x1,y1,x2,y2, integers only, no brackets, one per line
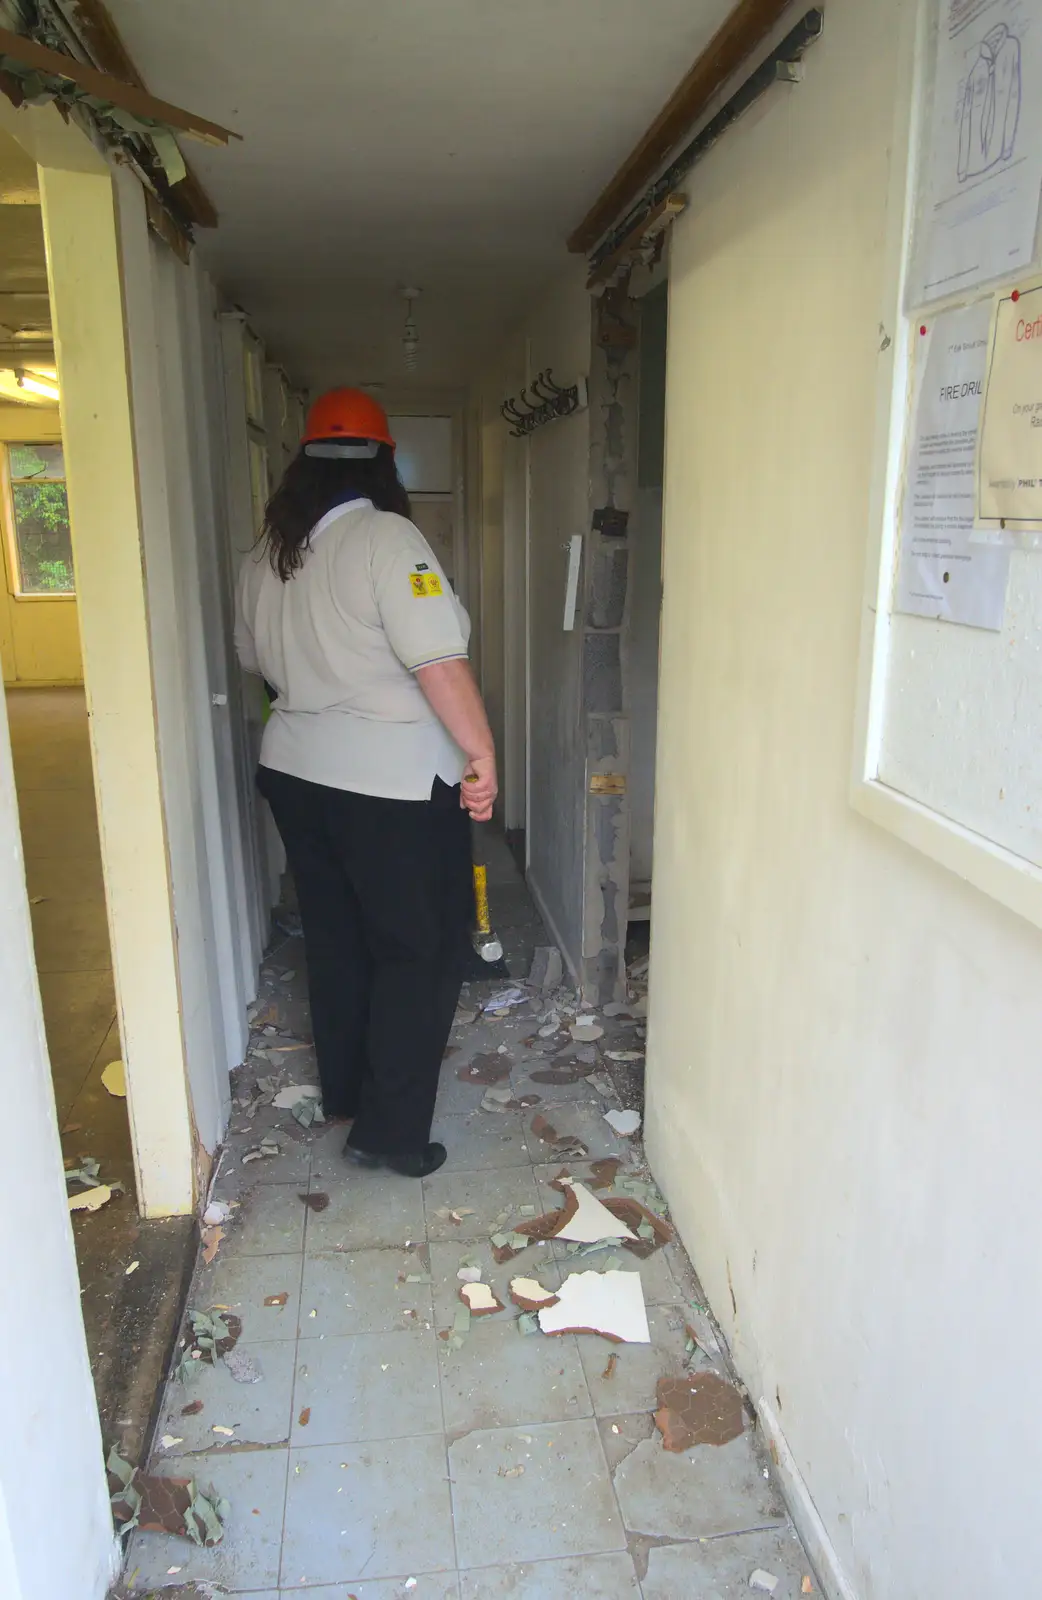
369,514,469,672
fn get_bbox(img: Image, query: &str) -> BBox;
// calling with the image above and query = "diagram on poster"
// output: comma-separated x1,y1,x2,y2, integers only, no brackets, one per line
896,300,1010,628
976,278,1042,527
913,0,1042,306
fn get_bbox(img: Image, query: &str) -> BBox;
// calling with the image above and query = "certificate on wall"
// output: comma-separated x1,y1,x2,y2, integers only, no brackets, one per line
976,279,1042,529
912,0,1042,307
896,301,1010,628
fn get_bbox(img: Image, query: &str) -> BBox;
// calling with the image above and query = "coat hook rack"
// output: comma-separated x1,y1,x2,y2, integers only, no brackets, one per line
500,369,588,438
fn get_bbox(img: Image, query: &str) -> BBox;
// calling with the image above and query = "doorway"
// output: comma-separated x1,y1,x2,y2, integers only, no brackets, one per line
0,125,195,1460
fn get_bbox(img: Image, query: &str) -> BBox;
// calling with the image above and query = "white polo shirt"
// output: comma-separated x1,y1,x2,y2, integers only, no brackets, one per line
235,499,471,800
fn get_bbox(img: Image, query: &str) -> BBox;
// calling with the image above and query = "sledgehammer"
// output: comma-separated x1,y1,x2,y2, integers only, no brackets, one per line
472,861,504,964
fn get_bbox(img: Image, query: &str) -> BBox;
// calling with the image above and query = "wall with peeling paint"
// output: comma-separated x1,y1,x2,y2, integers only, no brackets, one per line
628,484,661,885
646,1,1042,1595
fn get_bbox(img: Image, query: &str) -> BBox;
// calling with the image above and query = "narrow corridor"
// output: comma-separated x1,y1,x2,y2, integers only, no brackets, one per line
117,842,813,1598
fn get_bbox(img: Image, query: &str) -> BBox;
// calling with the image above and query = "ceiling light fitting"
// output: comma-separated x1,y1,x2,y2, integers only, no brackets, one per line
17,369,59,401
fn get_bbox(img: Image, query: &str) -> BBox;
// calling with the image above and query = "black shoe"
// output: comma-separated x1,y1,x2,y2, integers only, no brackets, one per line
343,1140,447,1178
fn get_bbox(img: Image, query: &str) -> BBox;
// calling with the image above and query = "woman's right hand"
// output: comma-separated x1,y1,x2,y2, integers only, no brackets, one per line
461,755,498,822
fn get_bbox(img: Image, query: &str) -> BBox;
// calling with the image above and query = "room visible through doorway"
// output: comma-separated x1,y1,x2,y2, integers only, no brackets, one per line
0,128,193,1461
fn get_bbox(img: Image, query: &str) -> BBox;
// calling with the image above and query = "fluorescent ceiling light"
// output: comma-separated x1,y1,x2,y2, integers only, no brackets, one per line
0,368,51,406
17,370,59,401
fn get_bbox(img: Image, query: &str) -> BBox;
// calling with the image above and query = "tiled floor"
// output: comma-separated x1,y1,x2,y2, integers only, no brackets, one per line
121,839,815,1598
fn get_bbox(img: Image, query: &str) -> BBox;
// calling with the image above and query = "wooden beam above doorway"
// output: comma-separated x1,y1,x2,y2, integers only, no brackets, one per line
567,0,795,254
62,0,219,227
0,23,239,147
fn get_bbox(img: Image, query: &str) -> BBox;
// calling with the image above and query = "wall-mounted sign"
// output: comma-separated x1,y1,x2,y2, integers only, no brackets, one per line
977,279,1042,530
912,0,1042,306
896,299,1010,628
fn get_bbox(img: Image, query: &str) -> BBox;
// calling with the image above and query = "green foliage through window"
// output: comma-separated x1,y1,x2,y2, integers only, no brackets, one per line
6,443,74,595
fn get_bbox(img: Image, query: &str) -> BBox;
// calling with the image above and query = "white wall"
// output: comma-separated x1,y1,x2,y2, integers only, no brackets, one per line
646,1,1042,1594
117,176,245,1156
0,685,115,1597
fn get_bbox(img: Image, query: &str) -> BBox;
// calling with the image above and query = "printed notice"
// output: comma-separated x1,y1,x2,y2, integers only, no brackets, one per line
896,301,1010,628
976,279,1042,528
913,0,1042,306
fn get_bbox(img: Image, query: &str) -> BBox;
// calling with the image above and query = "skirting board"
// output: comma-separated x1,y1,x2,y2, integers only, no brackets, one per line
757,1397,860,1600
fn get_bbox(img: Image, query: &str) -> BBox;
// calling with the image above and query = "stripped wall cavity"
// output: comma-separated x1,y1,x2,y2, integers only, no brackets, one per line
582,290,639,1000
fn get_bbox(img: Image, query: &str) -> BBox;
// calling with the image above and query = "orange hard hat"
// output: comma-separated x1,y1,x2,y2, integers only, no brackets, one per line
301,388,395,450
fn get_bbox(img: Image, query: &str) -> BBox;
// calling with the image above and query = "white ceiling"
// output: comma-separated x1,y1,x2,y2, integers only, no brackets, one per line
104,0,731,391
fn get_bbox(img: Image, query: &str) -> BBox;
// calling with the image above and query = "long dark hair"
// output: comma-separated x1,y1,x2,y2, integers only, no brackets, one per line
262,442,412,581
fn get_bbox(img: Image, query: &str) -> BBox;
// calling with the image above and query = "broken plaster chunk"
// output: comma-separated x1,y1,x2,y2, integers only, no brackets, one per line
529,1112,589,1159
654,1372,745,1452
202,1200,232,1226
101,1058,127,1097
554,1180,638,1244
528,945,564,991
570,1019,604,1043
272,1083,321,1110
242,1140,280,1165
604,1108,642,1136
200,1225,224,1265
291,1096,325,1128
538,1269,650,1344
509,1276,559,1311
68,1184,114,1213
458,1281,505,1316
481,1085,517,1113
749,1573,780,1595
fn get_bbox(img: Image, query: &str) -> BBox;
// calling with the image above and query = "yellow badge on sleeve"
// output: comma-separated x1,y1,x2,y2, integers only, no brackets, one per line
410,570,443,597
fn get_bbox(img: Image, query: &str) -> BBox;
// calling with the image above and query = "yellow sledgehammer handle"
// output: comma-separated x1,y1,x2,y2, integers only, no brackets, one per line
473,864,490,936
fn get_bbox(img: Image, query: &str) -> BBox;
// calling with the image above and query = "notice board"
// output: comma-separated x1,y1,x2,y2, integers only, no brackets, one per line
865,0,1042,888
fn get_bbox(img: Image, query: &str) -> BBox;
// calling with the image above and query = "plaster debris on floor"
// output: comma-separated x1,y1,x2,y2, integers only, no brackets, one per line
110,836,815,1596
539,1267,651,1343
100,1058,127,1098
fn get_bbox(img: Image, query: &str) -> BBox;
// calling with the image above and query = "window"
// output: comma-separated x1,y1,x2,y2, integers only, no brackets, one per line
3,442,74,596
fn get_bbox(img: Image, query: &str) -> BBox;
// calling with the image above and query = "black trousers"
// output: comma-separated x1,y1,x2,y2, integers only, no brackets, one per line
257,766,472,1155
